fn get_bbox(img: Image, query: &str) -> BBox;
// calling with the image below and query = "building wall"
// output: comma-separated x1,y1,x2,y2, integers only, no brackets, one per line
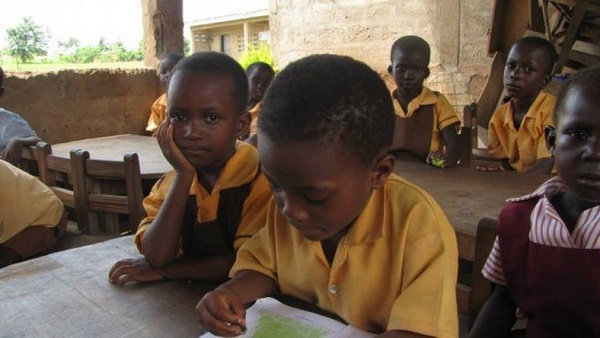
191,19,270,60
269,0,494,116
2,69,160,144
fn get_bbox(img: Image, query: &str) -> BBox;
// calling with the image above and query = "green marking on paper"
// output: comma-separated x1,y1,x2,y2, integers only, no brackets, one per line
251,310,329,338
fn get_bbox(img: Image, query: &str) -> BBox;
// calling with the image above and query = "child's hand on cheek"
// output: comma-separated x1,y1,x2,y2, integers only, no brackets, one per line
157,119,196,174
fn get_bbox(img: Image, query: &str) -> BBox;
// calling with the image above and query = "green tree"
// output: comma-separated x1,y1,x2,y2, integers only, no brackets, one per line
238,42,277,71
183,37,191,55
58,37,79,54
5,17,48,64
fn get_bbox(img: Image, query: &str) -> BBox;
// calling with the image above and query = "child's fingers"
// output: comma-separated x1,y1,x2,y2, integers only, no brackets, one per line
108,259,134,282
197,292,246,336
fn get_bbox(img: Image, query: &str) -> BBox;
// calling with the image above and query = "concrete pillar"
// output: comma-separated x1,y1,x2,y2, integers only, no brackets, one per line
141,0,184,68
243,22,250,51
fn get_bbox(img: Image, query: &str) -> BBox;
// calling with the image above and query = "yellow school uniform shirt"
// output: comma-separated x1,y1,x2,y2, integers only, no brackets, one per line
145,93,167,134
488,91,555,172
135,141,272,253
249,101,262,135
392,86,460,152
231,173,459,337
0,160,64,244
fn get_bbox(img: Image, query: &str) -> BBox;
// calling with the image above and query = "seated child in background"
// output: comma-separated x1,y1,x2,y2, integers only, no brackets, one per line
146,52,185,135
0,66,40,166
479,36,557,173
388,35,461,167
109,52,272,285
196,54,459,337
0,160,67,268
243,61,275,146
469,67,600,337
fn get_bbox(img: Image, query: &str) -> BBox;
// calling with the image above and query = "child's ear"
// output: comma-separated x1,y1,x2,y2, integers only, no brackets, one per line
545,125,556,156
0,86,4,98
371,154,395,189
424,67,431,79
541,74,552,89
236,111,251,140
387,65,392,75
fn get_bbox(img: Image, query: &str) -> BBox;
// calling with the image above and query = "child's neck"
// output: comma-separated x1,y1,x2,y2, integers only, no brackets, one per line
197,149,236,193
395,87,422,112
510,90,541,130
320,223,352,266
551,192,600,234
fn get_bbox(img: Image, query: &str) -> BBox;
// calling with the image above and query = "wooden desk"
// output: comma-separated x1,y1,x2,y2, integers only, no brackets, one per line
0,236,211,337
394,161,551,237
51,134,172,179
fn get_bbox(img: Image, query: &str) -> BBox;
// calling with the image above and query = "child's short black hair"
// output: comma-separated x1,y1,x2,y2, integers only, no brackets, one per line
390,35,431,64
162,52,185,65
259,54,394,165
246,61,274,75
513,36,558,75
554,67,600,122
173,52,248,112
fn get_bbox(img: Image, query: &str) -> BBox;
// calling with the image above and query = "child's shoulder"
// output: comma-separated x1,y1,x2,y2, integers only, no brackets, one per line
386,175,450,219
384,173,456,243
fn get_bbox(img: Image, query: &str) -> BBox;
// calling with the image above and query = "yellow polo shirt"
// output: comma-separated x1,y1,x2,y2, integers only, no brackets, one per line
231,174,458,337
0,160,64,244
146,93,167,134
488,91,555,172
249,101,262,135
393,87,460,153
135,141,272,253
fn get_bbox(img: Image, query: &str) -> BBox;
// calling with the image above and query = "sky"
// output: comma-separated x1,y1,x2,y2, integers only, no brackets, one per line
0,0,268,55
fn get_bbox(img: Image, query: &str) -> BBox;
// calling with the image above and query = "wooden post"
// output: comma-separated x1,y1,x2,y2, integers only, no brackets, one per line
141,0,184,68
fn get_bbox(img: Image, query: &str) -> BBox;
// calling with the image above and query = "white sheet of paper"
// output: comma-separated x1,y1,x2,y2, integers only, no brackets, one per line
200,297,375,338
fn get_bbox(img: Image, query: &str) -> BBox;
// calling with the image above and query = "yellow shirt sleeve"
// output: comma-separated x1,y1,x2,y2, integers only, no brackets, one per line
146,94,167,134
487,104,509,159
435,93,460,131
233,174,272,251
0,161,64,243
134,173,171,252
386,202,458,337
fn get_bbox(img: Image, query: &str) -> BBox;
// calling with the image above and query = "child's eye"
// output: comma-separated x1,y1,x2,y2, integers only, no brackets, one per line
567,130,589,140
304,196,328,205
505,63,515,70
523,66,532,73
169,112,186,122
204,113,220,124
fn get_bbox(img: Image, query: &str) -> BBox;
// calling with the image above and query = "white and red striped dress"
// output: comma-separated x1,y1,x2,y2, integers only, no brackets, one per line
483,176,600,285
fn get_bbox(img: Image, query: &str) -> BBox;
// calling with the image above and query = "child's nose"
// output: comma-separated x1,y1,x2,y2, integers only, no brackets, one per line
184,119,204,138
278,194,309,222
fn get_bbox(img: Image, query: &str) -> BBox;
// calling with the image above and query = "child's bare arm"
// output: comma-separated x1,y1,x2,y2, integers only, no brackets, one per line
468,284,517,338
441,123,461,166
1,136,40,166
196,270,277,336
141,120,196,267
109,254,236,285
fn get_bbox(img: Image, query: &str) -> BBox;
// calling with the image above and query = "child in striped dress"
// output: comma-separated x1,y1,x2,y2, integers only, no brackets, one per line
469,67,600,337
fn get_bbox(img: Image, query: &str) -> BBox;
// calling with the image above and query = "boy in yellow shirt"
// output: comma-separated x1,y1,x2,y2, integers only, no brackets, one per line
480,36,557,173
388,35,461,167
146,53,185,135
196,54,458,337
109,52,272,284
